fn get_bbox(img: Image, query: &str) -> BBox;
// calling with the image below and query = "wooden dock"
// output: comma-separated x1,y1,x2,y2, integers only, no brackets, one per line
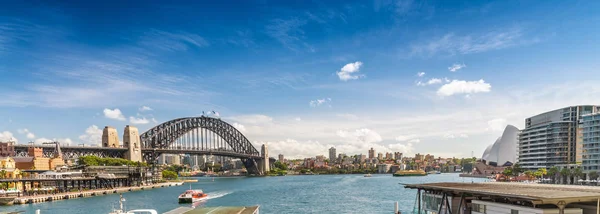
10,182,184,205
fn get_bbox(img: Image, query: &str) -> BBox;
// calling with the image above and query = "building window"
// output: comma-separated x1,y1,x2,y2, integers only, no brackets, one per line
511,209,519,214
472,204,486,213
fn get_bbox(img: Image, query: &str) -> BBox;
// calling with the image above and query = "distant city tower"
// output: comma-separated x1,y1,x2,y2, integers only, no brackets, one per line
123,125,142,162
102,126,119,148
329,147,336,163
368,148,375,159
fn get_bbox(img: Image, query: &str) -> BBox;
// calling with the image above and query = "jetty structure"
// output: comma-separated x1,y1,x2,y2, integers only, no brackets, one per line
404,182,600,214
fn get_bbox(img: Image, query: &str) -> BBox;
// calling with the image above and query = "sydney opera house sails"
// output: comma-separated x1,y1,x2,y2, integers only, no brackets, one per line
481,125,519,166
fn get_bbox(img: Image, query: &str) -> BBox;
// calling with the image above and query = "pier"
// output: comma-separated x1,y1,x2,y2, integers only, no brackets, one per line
404,182,600,214
8,182,183,205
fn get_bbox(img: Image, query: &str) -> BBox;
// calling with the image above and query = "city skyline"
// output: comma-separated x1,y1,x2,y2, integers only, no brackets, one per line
1,1,600,159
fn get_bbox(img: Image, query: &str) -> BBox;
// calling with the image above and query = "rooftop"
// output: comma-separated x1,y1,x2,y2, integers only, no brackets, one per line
404,182,600,205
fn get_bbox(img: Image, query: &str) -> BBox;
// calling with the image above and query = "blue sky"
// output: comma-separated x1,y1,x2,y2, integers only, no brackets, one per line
1,0,600,159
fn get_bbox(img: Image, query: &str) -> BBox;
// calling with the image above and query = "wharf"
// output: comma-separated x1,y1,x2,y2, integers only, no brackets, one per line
9,182,183,205
404,182,600,214
165,206,260,214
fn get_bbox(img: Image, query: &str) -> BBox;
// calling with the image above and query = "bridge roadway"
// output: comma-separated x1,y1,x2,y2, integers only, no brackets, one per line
13,145,263,159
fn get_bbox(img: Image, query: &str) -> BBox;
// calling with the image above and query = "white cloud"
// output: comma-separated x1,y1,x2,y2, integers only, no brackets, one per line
232,123,247,133
444,133,469,139
395,134,419,142
388,143,415,155
17,129,35,139
0,131,17,143
487,118,507,131
103,108,126,121
448,63,466,72
410,27,533,57
336,128,382,145
34,138,53,144
294,117,302,121
309,98,332,107
129,116,149,125
336,61,364,81
78,125,102,146
152,118,158,124
436,79,491,96
417,72,426,77
139,106,153,111
408,139,421,143
55,138,73,146
417,78,443,86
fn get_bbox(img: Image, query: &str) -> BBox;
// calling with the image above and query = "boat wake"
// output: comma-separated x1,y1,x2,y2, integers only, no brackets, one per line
191,191,232,208
206,191,232,200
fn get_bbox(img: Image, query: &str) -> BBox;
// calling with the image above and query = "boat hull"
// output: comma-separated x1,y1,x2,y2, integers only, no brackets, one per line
178,197,207,203
0,197,15,206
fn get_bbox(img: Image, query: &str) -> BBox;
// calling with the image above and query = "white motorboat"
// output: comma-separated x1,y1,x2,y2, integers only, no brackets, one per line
109,194,158,214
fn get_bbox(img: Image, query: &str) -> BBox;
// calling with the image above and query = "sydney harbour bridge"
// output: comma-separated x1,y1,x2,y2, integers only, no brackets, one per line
13,116,274,175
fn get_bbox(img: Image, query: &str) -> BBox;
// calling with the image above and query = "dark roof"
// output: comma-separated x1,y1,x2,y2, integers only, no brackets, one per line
404,182,600,205
12,157,34,162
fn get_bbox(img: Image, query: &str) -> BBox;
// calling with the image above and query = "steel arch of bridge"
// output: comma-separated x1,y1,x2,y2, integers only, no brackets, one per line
139,116,260,158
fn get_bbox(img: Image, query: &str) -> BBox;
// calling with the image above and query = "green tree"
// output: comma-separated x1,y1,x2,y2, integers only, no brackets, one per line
502,167,513,178
0,170,6,179
511,163,523,176
524,171,534,180
274,161,288,170
589,171,599,180
548,166,559,183
536,168,547,179
162,170,178,180
560,168,571,184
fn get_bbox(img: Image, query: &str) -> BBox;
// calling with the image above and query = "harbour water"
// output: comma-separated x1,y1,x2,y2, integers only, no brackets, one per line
2,174,484,214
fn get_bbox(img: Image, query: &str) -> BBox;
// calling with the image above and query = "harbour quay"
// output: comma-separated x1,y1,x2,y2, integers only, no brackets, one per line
5,181,183,205
404,182,600,214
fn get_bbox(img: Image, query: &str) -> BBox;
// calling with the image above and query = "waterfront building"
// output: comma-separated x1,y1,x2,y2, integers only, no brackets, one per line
278,154,284,163
377,152,383,160
329,147,336,163
359,154,366,163
102,126,119,148
368,148,375,159
582,112,600,171
123,125,142,162
12,147,64,170
518,105,600,170
394,152,402,161
415,153,424,161
316,155,325,162
481,125,518,166
385,152,393,160
0,141,15,157
377,164,391,173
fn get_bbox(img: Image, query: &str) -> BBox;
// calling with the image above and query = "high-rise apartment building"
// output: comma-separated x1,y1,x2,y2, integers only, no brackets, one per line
368,148,375,159
519,105,600,170
278,154,284,163
385,152,393,160
582,112,600,171
377,152,383,160
329,147,336,163
394,152,403,160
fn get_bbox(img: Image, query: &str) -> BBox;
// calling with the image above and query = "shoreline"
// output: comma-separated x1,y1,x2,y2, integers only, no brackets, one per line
3,182,184,206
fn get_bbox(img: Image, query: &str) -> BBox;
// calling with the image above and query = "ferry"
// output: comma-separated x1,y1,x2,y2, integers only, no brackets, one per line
178,188,208,203
364,173,372,177
393,169,427,177
427,170,441,174
109,194,158,214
